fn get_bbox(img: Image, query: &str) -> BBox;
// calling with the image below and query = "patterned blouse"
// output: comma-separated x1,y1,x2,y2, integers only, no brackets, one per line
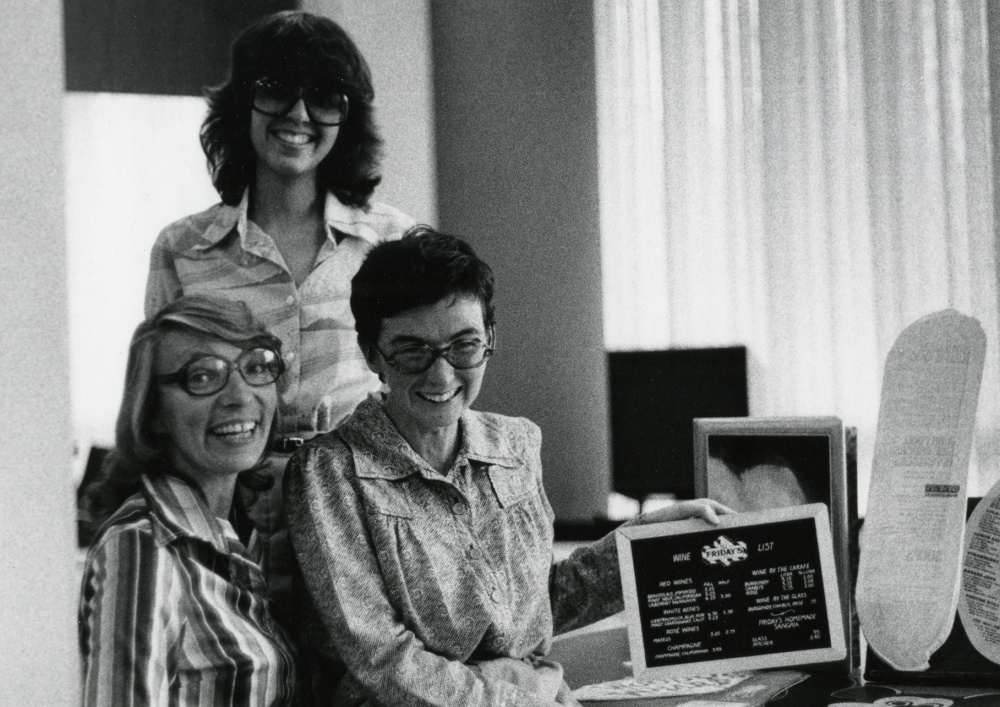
79,473,297,706
287,396,624,706
146,190,415,436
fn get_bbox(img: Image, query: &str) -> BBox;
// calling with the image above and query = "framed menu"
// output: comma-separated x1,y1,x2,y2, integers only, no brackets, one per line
616,504,845,680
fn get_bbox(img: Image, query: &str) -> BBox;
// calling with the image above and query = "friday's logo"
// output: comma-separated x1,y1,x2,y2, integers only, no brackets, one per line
701,536,748,566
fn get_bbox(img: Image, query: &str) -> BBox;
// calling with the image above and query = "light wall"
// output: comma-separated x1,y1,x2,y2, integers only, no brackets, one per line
303,0,437,223
431,1,611,521
66,93,218,446
0,1,79,702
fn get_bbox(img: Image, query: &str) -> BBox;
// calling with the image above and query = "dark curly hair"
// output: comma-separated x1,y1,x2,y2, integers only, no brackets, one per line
351,226,496,353
201,11,383,207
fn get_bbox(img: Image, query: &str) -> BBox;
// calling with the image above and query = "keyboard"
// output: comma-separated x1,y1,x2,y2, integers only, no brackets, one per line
572,672,750,701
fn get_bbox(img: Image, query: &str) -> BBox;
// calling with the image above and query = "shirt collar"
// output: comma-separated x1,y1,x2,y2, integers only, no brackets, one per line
322,192,382,245
141,472,230,554
192,192,245,251
340,396,519,481
193,189,378,252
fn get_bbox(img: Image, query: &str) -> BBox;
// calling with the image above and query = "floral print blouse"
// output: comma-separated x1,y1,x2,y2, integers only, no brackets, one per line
286,396,624,706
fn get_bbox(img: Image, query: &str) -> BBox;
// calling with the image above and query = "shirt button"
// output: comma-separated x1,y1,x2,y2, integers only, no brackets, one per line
286,351,296,361
468,546,482,560
490,588,501,603
453,502,468,516
286,295,295,305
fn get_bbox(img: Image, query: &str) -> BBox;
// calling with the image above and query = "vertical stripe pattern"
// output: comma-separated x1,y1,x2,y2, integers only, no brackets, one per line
79,473,296,706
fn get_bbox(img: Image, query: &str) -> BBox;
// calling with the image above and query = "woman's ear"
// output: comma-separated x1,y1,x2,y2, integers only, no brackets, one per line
361,342,382,375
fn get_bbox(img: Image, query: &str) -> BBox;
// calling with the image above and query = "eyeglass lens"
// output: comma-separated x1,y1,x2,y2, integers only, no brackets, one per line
389,340,491,374
181,348,282,395
252,79,348,126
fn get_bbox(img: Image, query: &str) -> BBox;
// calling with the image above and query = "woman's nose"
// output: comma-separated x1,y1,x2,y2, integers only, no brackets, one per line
424,355,456,382
286,98,310,121
218,370,256,404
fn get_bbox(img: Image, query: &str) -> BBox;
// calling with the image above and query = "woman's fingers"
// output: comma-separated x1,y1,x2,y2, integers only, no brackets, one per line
629,499,736,527
706,499,736,516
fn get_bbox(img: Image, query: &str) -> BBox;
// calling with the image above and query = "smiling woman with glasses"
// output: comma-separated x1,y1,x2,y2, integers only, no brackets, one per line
144,10,417,616
78,295,297,706
285,226,732,706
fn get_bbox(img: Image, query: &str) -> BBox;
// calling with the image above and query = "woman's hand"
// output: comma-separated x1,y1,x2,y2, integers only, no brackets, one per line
624,498,734,528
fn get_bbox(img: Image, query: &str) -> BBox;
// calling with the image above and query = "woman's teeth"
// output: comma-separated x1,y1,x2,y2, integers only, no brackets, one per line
273,131,311,145
211,421,257,438
418,390,458,403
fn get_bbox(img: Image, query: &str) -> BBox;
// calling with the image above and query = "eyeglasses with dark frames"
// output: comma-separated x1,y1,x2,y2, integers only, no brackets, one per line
377,338,494,375
155,347,285,397
250,77,349,127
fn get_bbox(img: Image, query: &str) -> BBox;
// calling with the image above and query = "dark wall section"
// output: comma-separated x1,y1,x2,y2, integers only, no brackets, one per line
431,1,610,521
64,0,296,94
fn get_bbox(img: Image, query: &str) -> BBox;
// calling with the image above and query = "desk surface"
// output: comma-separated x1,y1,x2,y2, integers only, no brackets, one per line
550,614,1000,706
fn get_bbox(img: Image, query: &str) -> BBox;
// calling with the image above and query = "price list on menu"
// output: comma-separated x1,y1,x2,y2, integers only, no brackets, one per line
629,518,831,668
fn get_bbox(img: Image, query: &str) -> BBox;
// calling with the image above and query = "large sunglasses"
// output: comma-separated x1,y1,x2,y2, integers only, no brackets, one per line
155,347,285,397
251,77,350,127
377,338,494,375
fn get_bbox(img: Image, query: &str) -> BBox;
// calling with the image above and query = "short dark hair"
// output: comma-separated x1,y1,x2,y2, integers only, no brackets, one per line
200,11,383,207
80,295,283,534
351,226,496,352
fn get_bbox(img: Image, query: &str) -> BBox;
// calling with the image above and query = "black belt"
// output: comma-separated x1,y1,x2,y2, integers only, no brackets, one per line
271,437,307,454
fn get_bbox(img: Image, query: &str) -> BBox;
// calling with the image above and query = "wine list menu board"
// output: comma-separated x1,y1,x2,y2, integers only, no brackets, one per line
616,504,845,680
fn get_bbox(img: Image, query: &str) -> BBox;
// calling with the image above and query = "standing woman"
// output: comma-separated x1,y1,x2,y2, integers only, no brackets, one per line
145,11,415,595
79,295,296,706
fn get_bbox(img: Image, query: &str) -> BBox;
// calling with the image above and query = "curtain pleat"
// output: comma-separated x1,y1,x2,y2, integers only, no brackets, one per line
596,0,999,510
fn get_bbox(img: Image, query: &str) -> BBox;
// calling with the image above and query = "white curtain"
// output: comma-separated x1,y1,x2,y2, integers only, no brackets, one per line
595,0,1000,512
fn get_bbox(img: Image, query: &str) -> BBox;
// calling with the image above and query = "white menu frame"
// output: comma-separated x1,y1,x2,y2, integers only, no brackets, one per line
616,504,846,680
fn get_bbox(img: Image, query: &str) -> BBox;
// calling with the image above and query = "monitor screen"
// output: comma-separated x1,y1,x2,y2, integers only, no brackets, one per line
608,347,748,500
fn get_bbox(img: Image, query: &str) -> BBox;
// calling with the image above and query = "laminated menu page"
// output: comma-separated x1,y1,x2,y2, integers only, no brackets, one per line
856,310,986,671
960,478,1000,664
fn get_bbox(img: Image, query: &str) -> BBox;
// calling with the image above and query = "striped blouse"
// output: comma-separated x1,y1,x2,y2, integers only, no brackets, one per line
79,472,297,706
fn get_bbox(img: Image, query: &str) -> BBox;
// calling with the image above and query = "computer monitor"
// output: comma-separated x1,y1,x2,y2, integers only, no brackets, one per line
608,347,748,501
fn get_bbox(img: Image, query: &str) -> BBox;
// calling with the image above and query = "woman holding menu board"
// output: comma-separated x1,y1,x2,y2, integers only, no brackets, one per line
286,227,732,706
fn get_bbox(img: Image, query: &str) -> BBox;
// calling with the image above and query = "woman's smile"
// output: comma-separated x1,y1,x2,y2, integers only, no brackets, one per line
370,295,489,444
208,418,261,441
270,129,314,146
153,331,277,485
415,388,462,404
250,100,339,177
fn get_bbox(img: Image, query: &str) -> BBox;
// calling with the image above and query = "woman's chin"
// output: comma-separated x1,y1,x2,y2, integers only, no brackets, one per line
207,432,268,469
414,400,465,429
